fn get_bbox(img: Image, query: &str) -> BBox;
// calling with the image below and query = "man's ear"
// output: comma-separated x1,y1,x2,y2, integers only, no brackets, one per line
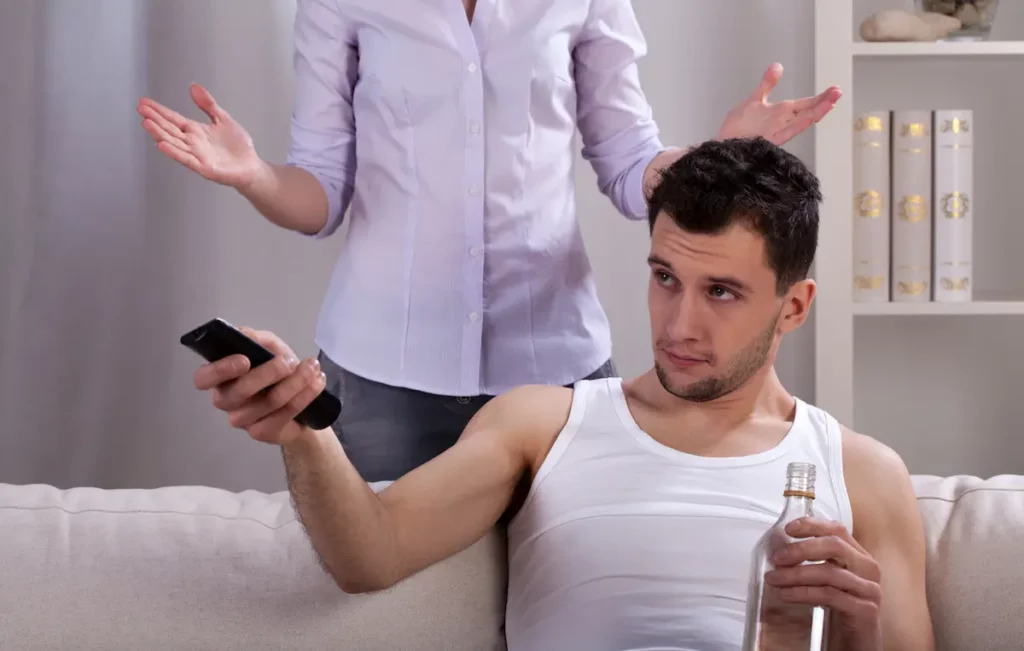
778,278,816,334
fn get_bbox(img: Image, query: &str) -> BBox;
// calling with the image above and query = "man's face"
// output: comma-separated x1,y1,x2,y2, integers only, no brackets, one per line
647,214,815,402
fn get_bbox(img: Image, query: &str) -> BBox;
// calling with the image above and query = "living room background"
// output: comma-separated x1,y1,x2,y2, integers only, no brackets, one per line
1,0,821,491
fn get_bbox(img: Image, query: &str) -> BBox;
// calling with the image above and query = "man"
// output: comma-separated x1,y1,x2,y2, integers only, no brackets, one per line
138,0,842,481
193,138,933,650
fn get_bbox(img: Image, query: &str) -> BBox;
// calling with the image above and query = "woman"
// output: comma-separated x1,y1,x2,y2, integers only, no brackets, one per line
138,0,840,481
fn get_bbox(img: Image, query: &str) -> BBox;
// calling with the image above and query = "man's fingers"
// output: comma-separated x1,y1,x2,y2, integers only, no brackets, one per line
193,354,250,391
749,62,784,103
189,83,226,123
776,585,880,621
775,523,880,584
786,517,868,555
228,358,320,429
773,535,850,568
213,353,302,411
247,367,328,444
765,562,881,603
190,325,316,445
238,326,297,359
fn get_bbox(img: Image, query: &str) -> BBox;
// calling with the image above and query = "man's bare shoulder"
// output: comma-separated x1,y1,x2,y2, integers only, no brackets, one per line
840,425,910,485
837,426,935,648
838,425,918,539
468,384,574,430
460,384,577,472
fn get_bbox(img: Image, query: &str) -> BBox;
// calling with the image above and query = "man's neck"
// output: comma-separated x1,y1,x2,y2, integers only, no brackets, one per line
633,366,797,437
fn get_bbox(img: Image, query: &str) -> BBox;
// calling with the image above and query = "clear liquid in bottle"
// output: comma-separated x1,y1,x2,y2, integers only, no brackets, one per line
741,461,828,651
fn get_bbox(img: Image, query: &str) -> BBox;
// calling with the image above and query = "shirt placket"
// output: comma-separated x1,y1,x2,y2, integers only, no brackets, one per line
447,0,492,397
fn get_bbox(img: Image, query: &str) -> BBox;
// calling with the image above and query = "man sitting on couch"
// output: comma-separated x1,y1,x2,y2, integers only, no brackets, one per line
193,137,934,650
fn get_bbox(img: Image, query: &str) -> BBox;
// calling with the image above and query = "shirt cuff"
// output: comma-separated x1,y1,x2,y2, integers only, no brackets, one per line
621,149,663,221
288,163,348,240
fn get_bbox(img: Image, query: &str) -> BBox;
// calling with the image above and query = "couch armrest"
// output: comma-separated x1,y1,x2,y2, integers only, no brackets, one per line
913,474,1024,651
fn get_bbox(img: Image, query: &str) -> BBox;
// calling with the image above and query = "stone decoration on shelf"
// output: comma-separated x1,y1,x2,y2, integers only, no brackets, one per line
916,0,999,40
859,9,962,42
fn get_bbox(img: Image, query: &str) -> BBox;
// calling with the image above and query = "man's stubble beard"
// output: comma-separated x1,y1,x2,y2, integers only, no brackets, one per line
655,310,781,403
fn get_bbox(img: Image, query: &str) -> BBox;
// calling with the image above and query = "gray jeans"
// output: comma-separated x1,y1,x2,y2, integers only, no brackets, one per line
317,352,616,482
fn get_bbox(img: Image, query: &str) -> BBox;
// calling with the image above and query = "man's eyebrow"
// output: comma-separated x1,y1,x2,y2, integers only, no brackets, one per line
708,275,752,292
647,254,672,269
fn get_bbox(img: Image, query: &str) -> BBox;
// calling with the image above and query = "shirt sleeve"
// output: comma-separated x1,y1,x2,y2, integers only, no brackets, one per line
284,0,358,239
573,0,665,221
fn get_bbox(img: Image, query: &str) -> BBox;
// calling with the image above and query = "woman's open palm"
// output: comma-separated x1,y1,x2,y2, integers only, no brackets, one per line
138,83,261,188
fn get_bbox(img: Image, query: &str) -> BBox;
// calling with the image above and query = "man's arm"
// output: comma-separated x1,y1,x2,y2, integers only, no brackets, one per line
281,384,570,592
260,0,359,238
841,427,935,651
573,0,666,221
765,426,933,650
193,329,572,593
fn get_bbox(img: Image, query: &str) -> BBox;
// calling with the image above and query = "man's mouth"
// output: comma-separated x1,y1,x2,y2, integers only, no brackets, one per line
664,351,710,368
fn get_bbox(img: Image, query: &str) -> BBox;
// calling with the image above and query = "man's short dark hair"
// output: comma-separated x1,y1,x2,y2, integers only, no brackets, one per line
647,137,821,293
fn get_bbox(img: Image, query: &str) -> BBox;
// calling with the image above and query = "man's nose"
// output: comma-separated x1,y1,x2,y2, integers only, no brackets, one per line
666,291,708,341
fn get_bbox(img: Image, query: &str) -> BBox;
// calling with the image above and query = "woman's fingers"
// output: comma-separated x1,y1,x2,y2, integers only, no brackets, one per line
156,141,203,173
141,116,188,152
137,97,192,132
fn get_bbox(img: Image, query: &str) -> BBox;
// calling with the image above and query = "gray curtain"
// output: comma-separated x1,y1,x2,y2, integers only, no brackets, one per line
0,0,341,492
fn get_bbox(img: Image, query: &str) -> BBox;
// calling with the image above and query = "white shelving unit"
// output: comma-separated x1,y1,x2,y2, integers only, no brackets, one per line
851,40,1024,57
813,1,1024,476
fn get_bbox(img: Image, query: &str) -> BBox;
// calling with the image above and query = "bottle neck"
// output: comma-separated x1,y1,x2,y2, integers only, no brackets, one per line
780,490,816,519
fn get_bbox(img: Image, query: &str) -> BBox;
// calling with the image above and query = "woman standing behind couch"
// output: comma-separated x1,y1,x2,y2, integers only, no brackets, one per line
138,0,840,482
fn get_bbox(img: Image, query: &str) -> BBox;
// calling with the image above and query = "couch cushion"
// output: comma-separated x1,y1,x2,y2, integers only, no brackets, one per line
0,482,508,651
4,475,1023,649
913,474,1024,651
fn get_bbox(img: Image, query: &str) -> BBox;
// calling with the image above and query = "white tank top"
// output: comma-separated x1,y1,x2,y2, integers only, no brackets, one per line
505,377,853,651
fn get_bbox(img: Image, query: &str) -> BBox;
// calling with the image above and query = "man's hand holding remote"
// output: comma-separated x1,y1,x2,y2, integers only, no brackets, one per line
192,326,327,446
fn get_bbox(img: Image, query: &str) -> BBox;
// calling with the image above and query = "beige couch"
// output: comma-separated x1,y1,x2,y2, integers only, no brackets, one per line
1,474,1021,650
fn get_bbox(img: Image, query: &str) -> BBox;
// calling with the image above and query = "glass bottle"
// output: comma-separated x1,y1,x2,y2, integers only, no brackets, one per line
741,461,828,651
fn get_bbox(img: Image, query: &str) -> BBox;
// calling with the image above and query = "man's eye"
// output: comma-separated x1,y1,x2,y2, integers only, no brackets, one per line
709,285,737,301
656,271,675,286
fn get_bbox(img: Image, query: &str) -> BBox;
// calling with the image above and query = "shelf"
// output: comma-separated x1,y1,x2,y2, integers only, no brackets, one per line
853,292,1024,315
853,41,1024,57
813,1,1024,466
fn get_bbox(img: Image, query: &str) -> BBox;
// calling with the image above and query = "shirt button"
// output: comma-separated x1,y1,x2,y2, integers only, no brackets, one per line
468,312,480,322
470,246,482,257
469,122,481,134
469,186,481,196
467,62,477,73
